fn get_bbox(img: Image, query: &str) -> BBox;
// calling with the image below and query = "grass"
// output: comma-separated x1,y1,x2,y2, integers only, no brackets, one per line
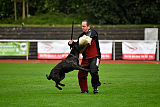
0,12,159,27
0,12,85,27
0,62,160,107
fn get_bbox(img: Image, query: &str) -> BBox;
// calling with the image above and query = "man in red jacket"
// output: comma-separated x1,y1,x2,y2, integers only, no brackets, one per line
69,20,101,94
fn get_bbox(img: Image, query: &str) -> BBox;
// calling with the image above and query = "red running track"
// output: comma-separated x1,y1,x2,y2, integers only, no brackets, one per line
0,59,159,64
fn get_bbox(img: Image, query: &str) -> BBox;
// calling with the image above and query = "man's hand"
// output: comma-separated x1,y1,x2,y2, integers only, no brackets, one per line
68,40,74,45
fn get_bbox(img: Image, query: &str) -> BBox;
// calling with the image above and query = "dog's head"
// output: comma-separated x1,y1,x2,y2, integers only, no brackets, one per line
70,42,79,55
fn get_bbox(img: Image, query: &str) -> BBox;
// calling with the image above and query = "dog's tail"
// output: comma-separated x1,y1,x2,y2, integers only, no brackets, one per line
46,74,51,80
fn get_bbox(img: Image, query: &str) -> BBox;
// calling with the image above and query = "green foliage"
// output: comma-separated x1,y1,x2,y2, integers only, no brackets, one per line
0,0,160,25
82,0,160,24
0,0,14,19
3,12,86,26
0,63,160,107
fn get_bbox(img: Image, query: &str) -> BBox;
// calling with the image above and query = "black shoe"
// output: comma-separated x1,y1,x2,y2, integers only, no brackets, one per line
81,90,88,93
93,88,98,94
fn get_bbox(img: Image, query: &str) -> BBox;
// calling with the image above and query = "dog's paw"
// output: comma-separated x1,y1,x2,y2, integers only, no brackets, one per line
61,84,65,86
56,86,62,90
59,83,65,86
86,69,91,72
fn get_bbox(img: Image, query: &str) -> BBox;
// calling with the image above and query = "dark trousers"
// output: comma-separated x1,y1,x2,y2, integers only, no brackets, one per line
78,57,101,92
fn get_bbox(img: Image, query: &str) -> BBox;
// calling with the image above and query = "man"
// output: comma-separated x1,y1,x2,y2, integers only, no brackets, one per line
69,20,101,94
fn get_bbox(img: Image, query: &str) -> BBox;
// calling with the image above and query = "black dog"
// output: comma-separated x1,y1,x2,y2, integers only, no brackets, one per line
46,42,89,90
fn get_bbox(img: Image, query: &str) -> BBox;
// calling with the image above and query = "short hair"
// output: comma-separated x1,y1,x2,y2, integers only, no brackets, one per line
82,20,91,26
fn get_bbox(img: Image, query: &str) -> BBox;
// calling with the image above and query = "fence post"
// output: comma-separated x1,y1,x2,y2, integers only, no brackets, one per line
26,41,28,60
113,41,115,60
157,41,159,61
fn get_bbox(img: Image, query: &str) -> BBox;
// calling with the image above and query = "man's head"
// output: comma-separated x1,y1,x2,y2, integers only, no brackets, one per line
82,20,90,33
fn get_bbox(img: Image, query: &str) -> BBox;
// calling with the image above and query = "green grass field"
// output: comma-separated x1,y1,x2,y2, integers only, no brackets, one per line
0,62,160,107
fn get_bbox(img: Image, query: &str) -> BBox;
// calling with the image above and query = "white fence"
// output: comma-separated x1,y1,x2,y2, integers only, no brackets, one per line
0,40,159,61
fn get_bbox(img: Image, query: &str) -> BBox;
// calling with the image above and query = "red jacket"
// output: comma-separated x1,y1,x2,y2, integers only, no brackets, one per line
78,28,101,59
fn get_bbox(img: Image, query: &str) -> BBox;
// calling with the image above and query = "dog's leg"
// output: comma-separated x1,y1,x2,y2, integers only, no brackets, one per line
58,82,65,86
73,64,90,72
56,83,62,90
46,74,51,80
79,64,90,68
78,67,90,72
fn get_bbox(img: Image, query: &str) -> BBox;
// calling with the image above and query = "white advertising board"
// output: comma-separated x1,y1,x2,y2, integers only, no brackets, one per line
38,40,112,60
122,42,156,60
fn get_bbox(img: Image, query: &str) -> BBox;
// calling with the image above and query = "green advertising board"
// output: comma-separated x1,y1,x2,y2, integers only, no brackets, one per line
0,42,29,56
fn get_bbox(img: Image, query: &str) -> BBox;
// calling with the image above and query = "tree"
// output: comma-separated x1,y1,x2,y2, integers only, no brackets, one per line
1,0,160,24
0,0,14,20
14,0,29,20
